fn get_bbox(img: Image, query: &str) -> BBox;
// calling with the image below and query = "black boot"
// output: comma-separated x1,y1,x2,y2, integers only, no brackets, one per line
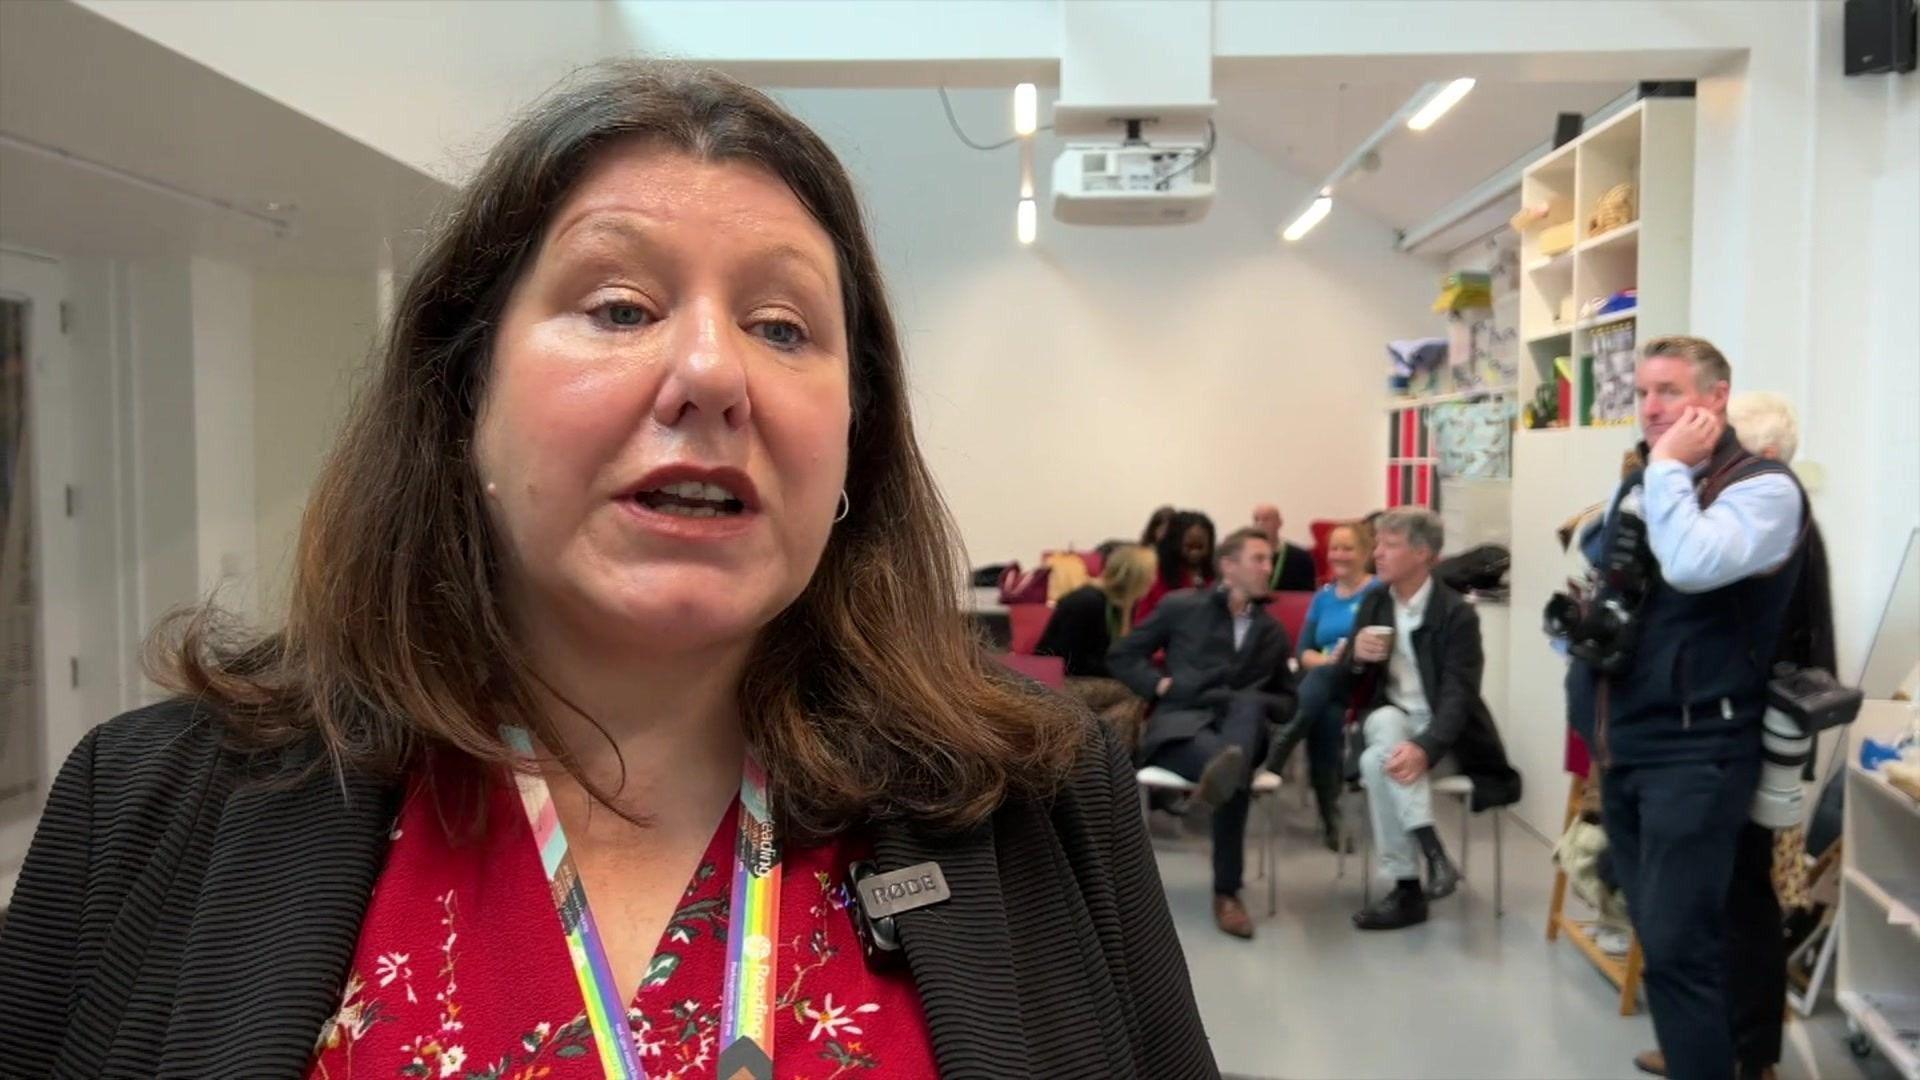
1262,714,1310,775
1312,761,1349,853
1412,826,1460,900
1353,880,1429,930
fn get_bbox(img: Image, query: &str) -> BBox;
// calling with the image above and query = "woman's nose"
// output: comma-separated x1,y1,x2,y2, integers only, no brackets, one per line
652,297,751,431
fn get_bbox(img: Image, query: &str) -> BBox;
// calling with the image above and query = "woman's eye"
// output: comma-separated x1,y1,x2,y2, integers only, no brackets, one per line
592,301,651,329
756,319,809,349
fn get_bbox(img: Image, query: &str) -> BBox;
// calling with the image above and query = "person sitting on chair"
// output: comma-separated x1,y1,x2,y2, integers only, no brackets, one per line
1134,510,1217,624
1332,508,1521,930
1264,519,1377,850
1252,503,1317,592
1110,528,1297,940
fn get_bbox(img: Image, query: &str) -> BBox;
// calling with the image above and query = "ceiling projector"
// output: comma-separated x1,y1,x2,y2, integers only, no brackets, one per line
1047,102,1216,226
1051,141,1215,225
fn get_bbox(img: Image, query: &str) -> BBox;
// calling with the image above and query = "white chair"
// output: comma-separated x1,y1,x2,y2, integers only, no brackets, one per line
1432,774,1505,916
1137,765,1283,916
1348,773,1505,916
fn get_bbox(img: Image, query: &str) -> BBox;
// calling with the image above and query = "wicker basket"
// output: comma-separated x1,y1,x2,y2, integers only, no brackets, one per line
1588,183,1636,235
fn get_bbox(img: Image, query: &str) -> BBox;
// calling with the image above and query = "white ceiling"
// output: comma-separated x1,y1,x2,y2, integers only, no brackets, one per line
1213,77,1630,248
0,0,448,274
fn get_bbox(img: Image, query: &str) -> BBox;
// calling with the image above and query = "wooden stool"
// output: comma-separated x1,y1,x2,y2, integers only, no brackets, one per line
1545,772,1645,1016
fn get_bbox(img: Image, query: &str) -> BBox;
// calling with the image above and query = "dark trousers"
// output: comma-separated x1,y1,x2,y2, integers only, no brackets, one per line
1268,664,1345,818
1149,697,1270,896
1728,821,1786,1070
1602,756,1762,1080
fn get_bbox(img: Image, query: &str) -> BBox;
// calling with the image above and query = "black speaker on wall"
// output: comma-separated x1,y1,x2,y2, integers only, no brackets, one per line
1845,0,1918,74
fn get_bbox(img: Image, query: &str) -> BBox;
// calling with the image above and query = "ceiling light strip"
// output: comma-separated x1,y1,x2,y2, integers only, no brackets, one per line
0,128,291,235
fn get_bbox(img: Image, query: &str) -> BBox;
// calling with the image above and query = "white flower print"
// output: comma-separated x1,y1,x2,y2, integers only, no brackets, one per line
804,993,879,1042
438,1044,466,1076
374,951,417,1004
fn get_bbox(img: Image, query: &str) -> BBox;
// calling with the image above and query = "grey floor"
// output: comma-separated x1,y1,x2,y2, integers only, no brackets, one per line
1155,785,1891,1080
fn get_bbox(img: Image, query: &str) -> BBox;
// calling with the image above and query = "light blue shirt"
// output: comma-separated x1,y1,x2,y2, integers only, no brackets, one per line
1594,457,1803,594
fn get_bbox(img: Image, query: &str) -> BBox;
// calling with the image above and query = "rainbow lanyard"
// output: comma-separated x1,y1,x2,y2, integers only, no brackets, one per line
502,727,781,1080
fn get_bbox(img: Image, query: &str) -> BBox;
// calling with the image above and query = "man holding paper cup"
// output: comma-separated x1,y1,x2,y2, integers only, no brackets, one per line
1331,508,1522,930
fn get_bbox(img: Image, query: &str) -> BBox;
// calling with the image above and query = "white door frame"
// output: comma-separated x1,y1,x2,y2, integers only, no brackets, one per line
0,246,81,894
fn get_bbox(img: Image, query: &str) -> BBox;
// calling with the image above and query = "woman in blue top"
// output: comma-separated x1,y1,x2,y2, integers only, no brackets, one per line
1268,520,1376,849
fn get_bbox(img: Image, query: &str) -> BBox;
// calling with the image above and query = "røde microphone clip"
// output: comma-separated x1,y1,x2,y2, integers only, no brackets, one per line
845,860,950,969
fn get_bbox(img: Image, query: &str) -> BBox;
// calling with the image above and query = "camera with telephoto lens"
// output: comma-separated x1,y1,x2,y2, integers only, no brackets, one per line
1544,502,1652,674
1751,666,1862,829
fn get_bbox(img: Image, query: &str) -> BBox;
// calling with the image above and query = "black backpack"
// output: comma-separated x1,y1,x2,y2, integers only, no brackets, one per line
1435,543,1510,594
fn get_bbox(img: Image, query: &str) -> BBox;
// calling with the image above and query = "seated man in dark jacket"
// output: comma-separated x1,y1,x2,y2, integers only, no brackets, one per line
1331,508,1521,931
1110,527,1297,940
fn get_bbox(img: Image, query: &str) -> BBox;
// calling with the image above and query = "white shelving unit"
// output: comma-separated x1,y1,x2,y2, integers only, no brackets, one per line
1839,698,1920,1078
1517,98,1694,429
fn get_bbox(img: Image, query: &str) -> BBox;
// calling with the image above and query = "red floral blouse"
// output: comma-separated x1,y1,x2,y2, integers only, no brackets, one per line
308,765,936,1080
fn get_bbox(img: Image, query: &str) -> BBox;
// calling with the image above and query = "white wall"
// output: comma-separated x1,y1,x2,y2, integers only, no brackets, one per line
189,259,257,617
252,270,380,620
1687,6,1920,679
779,87,1439,565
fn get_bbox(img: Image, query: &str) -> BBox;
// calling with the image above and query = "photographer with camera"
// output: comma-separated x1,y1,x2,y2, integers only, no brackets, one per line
1554,337,1840,1080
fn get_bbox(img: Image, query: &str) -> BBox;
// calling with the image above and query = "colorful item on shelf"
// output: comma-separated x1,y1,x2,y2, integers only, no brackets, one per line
1554,356,1574,429
1432,271,1493,313
1538,219,1577,256
1446,311,1511,391
1388,338,1448,394
1386,405,1439,511
1590,320,1638,426
1429,399,1515,480
1577,355,1595,428
1588,182,1637,235
1508,203,1552,233
1578,289,1638,322
1523,381,1559,430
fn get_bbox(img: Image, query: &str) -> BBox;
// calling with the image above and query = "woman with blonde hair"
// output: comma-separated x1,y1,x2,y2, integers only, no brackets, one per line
1036,544,1158,679
0,63,1214,1079
1037,545,1159,750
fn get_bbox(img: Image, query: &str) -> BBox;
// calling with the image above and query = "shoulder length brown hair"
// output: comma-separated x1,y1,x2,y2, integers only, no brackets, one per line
155,62,1084,838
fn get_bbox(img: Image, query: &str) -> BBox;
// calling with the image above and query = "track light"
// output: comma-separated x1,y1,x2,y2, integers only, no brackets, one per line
1017,198,1037,245
1013,83,1038,137
1282,192,1333,242
1407,78,1476,132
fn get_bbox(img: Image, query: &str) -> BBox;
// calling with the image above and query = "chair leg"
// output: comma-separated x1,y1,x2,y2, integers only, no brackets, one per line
1620,935,1646,1016
1361,798,1374,907
1547,775,1584,941
1256,803,1268,882
1267,798,1280,917
1493,808,1505,918
1459,796,1471,887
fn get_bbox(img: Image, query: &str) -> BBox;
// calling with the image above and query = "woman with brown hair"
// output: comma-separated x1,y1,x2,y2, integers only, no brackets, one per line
0,64,1214,1080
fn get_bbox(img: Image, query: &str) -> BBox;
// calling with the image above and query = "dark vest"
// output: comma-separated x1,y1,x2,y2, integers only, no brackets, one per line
1567,431,1807,766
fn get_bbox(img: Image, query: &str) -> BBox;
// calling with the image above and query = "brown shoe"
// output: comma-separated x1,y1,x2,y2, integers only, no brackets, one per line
1212,894,1255,939
1633,1050,1666,1077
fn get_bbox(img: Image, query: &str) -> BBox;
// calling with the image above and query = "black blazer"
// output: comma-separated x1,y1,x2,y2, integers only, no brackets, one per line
1108,588,1297,761
1331,581,1522,810
0,699,1218,1079
1269,541,1317,593
1034,584,1117,678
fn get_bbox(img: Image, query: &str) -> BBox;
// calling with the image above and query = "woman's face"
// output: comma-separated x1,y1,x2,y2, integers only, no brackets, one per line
475,143,852,656
1181,525,1211,571
1327,529,1363,579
